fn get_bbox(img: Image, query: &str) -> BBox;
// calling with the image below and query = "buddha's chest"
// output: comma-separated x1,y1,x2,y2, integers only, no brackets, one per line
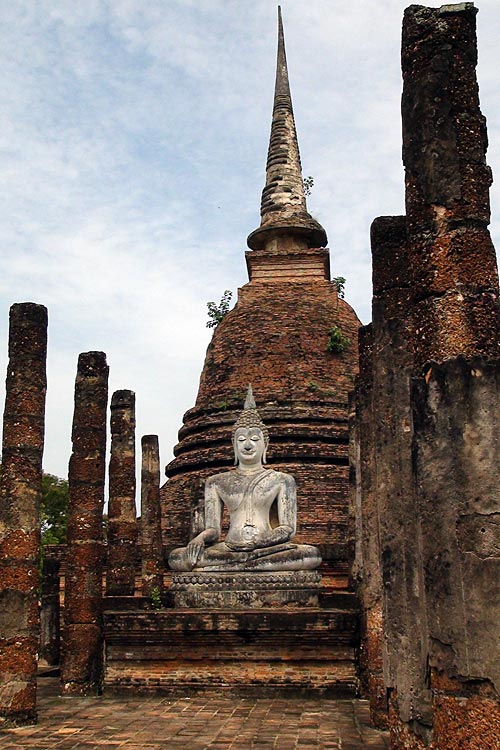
221,476,279,514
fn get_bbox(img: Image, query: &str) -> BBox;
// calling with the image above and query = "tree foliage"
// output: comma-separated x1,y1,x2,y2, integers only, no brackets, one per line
326,325,351,355
40,473,69,545
206,289,233,329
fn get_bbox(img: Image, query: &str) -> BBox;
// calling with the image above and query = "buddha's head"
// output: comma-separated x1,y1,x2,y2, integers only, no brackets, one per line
232,385,269,466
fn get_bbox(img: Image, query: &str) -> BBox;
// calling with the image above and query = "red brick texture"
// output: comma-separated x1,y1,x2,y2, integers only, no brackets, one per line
162,274,360,569
61,352,108,696
0,303,47,726
140,435,164,597
401,3,500,369
354,6,500,748
106,390,138,597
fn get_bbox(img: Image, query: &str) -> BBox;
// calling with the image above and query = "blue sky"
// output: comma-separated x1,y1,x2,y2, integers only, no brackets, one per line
0,0,499,486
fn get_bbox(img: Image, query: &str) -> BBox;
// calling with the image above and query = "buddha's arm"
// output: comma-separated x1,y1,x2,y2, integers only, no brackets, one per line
276,474,297,538
261,474,296,547
185,477,221,566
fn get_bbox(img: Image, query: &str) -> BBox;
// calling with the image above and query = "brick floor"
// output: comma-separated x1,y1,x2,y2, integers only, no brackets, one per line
0,677,390,750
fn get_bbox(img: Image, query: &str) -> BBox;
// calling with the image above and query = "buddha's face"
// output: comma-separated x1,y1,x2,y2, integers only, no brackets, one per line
234,427,267,467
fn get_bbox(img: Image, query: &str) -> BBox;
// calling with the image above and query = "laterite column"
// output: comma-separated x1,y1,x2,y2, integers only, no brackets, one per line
0,303,48,725
106,390,137,596
141,435,163,597
61,352,108,695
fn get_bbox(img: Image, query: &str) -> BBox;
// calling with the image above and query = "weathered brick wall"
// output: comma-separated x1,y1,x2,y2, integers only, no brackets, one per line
162,276,360,568
104,606,358,695
353,5,500,748
351,323,389,728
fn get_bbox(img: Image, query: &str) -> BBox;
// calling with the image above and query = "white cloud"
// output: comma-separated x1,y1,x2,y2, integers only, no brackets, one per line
0,0,499,500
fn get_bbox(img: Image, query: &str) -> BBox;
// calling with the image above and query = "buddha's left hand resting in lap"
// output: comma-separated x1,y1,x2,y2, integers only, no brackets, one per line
168,386,321,573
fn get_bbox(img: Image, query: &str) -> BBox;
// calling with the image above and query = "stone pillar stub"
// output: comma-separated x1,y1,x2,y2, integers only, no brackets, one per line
61,351,108,696
106,389,137,597
141,435,164,597
0,302,48,726
401,3,500,368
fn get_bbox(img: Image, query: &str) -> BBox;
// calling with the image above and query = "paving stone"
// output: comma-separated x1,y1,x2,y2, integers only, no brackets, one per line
0,679,389,750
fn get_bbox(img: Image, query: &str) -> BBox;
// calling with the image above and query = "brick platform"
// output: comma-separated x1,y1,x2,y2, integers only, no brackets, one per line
104,598,359,696
0,676,390,749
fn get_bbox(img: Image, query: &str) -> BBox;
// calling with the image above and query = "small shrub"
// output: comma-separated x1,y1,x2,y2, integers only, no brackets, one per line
326,325,351,355
332,276,346,299
206,290,233,329
150,586,162,610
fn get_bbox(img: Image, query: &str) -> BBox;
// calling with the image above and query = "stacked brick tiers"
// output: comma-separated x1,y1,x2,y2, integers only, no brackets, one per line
353,4,500,748
163,277,360,568
104,591,359,696
0,303,48,726
62,352,109,696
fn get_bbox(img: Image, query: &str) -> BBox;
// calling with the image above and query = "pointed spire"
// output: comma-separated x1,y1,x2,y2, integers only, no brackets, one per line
247,6,327,252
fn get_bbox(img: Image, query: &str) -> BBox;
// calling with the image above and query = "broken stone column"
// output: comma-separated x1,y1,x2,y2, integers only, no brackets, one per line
0,303,48,726
61,352,108,696
106,390,137,597
40,557,61,666
141,435,164,598
379,5,500,748
402,2,500,368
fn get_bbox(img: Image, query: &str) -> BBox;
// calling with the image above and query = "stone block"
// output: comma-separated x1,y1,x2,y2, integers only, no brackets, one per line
171,570,321,608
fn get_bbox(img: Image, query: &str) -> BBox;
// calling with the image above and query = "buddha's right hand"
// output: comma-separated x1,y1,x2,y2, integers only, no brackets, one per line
186,537,205,567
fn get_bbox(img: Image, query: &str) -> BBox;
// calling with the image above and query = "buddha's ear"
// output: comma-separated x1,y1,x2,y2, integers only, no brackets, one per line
263,441,269,464
233,439,238,466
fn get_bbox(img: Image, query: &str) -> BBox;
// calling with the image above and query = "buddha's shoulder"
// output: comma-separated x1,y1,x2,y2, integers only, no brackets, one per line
206,468,295,487
267,469,296,486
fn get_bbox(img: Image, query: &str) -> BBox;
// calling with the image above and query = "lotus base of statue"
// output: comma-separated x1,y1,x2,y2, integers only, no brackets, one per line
170,569,321,608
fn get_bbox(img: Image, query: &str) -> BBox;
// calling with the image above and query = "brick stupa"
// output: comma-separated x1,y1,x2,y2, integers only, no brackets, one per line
162,7,360,570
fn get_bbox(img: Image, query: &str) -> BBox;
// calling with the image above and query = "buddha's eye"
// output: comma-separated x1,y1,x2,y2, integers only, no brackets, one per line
251,436,260,441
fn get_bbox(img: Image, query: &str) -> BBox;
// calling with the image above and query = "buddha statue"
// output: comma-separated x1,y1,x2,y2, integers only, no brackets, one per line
168,387,322,572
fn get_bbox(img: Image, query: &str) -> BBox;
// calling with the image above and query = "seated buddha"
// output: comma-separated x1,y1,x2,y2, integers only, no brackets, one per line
168,386,321,572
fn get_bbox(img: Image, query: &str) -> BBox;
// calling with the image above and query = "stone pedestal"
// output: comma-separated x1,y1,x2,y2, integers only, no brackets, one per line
170,570,321,608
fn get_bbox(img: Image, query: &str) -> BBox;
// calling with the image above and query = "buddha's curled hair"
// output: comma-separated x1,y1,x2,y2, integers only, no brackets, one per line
232,385,269,444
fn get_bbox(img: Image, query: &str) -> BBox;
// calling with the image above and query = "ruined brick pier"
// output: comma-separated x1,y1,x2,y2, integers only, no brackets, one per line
0,303,48,726
140,435,164,598
61,352,109,696
106,389,138,597
353,4,500,748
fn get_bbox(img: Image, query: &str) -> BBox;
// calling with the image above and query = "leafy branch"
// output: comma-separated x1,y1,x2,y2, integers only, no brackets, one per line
206,290,233,329
332,276,346,299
